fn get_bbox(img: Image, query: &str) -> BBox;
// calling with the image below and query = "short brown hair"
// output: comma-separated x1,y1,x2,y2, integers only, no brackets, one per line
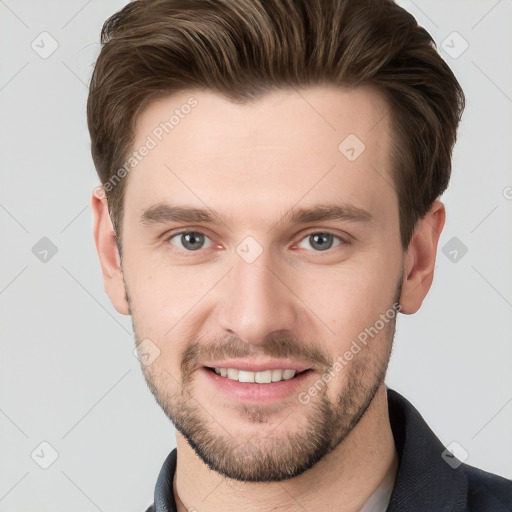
87,0,465,251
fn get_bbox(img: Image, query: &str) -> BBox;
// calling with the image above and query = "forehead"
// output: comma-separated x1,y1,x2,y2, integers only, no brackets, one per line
124,85,396,229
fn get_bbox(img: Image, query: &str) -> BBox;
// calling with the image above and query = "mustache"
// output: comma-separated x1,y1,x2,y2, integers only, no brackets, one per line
181,331,333,376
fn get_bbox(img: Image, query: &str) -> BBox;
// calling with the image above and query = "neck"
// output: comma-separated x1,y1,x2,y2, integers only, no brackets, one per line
174,384,397,512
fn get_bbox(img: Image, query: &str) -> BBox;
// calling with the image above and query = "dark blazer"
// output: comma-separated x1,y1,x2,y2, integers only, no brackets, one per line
145,388,512,511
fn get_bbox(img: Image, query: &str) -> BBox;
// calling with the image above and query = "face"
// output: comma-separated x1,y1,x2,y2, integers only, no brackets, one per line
119,85,405,482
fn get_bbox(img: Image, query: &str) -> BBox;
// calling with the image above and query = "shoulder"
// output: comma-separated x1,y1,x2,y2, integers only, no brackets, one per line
385,388,512,511
461,463,512,511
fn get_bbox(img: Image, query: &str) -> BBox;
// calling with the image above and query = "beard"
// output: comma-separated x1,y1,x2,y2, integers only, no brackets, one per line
130,280,401,483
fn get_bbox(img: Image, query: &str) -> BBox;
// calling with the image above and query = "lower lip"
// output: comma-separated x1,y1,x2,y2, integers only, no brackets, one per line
200,367,314,403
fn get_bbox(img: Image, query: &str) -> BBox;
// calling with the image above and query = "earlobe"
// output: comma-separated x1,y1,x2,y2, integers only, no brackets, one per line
399,200,446,315
91,188,130,315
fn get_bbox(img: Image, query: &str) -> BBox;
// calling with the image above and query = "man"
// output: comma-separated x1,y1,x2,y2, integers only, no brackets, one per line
87,0,511,510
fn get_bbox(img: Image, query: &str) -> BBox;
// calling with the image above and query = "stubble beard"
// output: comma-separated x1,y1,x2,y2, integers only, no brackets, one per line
131,282,401,483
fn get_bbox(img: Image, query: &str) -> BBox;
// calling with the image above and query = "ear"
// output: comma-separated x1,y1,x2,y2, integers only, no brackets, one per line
399,200,446,315
91,187,130,315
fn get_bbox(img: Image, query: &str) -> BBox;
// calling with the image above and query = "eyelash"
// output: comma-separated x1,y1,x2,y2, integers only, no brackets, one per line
164,229,348,254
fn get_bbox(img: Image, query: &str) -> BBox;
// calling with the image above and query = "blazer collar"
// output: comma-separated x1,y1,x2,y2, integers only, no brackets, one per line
386,388,468,511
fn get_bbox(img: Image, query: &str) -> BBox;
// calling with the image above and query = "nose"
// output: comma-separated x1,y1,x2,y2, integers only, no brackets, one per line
215,245,298,345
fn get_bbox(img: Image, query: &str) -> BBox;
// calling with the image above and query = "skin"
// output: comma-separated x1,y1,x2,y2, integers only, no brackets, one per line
92,85,445,511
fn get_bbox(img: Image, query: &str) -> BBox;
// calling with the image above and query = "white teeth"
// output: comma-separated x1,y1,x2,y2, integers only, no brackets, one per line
238,370,255,383
255,370,272,383
282,369,296,380
213,368,298,383
271,369,283,382
227,368,239,380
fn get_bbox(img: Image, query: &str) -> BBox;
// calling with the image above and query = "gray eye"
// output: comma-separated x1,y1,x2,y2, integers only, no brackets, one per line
297,233,342,252
169,232,212,251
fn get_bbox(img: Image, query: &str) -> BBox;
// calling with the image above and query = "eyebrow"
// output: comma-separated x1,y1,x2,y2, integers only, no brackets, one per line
139,202,373,228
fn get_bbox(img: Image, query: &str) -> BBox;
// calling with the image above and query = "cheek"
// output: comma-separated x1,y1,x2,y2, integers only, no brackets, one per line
293,259,396,338
124,256,219,354
125,250,186,301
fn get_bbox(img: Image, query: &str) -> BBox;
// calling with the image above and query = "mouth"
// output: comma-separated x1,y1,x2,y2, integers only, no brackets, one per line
204,366,310,383
200,364,315,403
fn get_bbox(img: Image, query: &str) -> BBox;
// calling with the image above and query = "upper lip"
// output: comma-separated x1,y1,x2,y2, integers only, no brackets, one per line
203,359,312,372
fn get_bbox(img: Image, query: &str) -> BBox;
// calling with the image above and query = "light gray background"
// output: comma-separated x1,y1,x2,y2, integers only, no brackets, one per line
1,1,511,511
